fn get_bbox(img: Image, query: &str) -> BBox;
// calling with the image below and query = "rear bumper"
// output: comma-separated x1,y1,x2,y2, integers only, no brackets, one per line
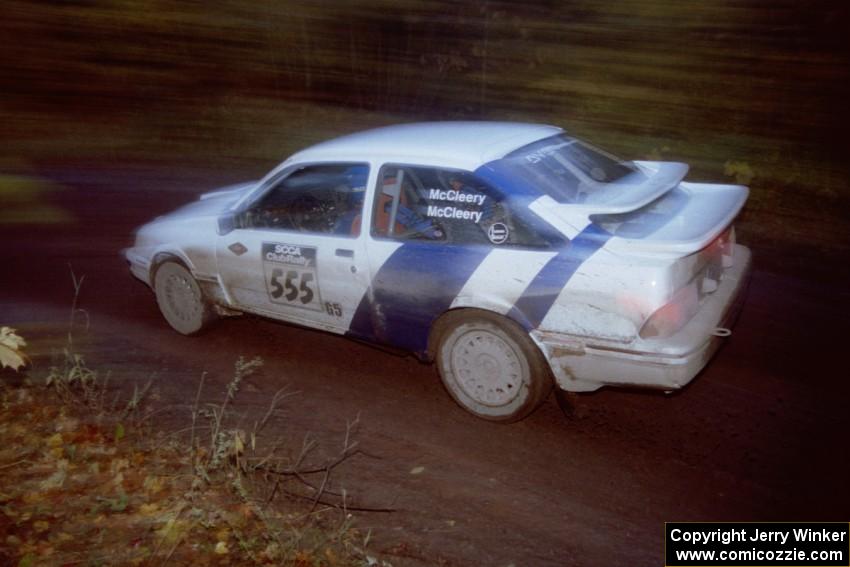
536,244,752,392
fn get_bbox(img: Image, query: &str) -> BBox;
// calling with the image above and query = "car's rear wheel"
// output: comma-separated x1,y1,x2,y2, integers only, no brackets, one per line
435,311,552,422
153,261,213,335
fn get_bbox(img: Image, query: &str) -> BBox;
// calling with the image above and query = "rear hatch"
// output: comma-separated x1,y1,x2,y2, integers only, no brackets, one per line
585,173,748,337
542,161,748,336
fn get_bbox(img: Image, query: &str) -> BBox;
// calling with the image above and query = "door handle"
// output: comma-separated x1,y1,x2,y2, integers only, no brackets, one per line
335,248,354,258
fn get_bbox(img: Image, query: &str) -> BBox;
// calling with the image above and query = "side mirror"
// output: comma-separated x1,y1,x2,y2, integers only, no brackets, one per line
218,213,237,235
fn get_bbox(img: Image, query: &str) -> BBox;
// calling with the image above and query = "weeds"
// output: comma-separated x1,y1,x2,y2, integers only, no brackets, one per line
1,269,390,565
195,355,263,475
184,355,392,563
44,268,154,431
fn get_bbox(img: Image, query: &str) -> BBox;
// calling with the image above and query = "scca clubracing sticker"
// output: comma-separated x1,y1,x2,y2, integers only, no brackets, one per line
262,242,322,311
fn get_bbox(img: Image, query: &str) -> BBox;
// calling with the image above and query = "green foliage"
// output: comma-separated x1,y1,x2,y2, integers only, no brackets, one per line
0,175,72,226
724,160,755,185
3,2,846,263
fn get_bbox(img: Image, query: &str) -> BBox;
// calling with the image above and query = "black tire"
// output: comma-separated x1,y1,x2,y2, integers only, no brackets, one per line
434,311,552,422
152,261,214,335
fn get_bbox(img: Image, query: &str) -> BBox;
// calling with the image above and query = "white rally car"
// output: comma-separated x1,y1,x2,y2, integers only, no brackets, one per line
126,122,751,422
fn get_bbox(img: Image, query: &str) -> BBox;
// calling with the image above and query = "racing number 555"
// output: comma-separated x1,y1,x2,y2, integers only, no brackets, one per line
262,242,322,311
269,268,314,305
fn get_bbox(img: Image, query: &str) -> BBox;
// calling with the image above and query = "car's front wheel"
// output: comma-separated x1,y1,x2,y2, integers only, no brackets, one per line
435,311,552,422
153,261,213,335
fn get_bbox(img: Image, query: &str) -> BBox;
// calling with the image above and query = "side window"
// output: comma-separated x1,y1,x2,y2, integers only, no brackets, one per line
371,164,547,247
242,163,368,236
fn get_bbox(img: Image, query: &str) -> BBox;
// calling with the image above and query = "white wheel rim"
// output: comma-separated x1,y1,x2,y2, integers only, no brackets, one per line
450,328,525,407
164,273,200,321
156,265,203,333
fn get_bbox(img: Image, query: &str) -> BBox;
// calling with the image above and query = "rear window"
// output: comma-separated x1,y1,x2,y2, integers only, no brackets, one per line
591,186,689,238
482,134,645,204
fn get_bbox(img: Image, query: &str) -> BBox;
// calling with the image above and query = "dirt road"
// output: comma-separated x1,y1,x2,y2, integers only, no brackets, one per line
3,166,848,566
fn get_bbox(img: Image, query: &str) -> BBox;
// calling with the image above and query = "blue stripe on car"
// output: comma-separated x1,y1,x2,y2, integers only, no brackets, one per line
477,161,613,330
347,242,491,355
474,162,541,198
507,224,612,330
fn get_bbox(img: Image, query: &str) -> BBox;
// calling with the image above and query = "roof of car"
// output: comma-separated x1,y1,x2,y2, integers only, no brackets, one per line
288,122,564,171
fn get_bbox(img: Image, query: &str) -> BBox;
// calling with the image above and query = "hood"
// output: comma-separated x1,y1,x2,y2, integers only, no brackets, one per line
156,181,257,221
198,181,257,205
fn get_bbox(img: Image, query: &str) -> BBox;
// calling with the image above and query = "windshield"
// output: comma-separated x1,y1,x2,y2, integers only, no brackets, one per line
479,134,646,205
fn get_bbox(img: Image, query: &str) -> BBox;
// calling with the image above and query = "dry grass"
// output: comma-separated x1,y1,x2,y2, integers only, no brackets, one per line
1,290,387,566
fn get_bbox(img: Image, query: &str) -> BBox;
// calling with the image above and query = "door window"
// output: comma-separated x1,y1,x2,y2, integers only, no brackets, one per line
371,164,546,247
242,163,368,237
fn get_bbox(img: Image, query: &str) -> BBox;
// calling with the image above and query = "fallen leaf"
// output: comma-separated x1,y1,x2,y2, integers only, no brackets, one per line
54,415,79,432
233,430,245,455
33,520,49,533
0,327,28,371
155,518,189,547
139,503,159,516
110,458,129,474
261,542,281,561
143,475,164,495
108,492,128,512
231,503,254,523
22,492,43,505
410,466,425,475
39,460,68,490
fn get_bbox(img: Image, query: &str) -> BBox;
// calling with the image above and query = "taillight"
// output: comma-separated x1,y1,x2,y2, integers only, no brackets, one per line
639,284,699,339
